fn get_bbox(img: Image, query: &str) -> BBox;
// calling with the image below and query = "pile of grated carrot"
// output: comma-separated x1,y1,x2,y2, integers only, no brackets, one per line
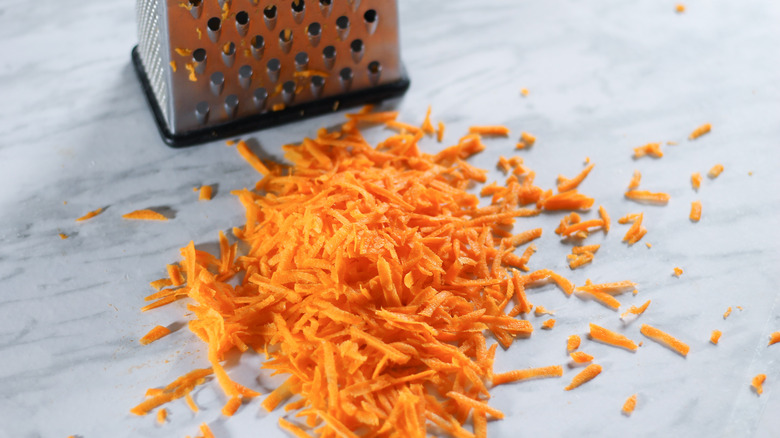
133,110,729,435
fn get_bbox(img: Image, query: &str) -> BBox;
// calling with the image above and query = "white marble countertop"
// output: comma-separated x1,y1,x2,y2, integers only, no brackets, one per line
1,1,779,437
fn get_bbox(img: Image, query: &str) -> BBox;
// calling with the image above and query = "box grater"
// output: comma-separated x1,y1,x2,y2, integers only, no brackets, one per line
132,0,410,147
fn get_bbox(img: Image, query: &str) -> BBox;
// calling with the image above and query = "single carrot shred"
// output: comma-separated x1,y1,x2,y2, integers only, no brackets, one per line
421,106,435,135
723,307,732,319
520,132,536,147
520,88,529,96
59,233,69,239
690,201,702,222
76,207,104,222
622,394,637,416
237,140,270,175
589,323,638,351
564,364,602,391
279,418,314,438
199,185,213,201
640,324,690,357
673,267,684,277
567,335,581,352
708,164,724,179
542,319,556,329
598,206,610,233
633,143,663,159
627,170,641,190
185,393,199,413
620,300,651,320
710,330,722,345
436,121,445,142
768,332,780,346
491,365,563,386
691,172,702,191
468,125,510,136
156,408,167,424
570,351,593,364
689,123,711,140
200,423,215,438
123,209,168,221
752,374,766,395
625,190,670,205
140,325,172,345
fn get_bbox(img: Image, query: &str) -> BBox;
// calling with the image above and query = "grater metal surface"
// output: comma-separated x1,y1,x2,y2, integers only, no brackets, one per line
132,0,410,147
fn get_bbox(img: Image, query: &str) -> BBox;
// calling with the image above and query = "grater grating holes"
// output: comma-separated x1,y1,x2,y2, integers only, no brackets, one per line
251,35,265,59
336,15,349,40
339,67,353,90
319,0,332,17
322,45,336,70
367,60,381,85
307,22,321,46
350,39,364,63
267,58,281,82
279,29,293,53
207,17,221,42
291,0,305,24
235,11,249,36
364,9,377,34
263,5,277,30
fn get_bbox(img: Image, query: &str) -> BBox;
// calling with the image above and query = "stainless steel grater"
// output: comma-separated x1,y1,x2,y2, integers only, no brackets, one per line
132,0,410,147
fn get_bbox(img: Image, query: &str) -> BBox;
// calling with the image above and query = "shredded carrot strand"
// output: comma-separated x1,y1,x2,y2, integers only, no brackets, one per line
199,185,213,201
76,207,104,222
589,323,638,351
237,140,270,175
570,351,593,364
633,143,663,159
200,423,215,438
468,125,510,136
564,364,602,391
640,324,690,357
627,170,641,190
710,330,722,345
689,123,711,140
567,335,581,352
752,374,766,395
491,365,563,386
690,201,702,222
123,209,168,221
708,164,724,179
140,325,171,345
622,394,637,416
691,172,702,190
769,332,780,346
624,190,670,205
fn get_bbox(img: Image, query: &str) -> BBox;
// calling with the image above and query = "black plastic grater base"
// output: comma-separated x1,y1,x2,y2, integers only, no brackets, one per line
131,46,411,148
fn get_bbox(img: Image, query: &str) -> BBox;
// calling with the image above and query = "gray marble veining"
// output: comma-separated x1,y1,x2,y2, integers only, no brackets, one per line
1,0,779,437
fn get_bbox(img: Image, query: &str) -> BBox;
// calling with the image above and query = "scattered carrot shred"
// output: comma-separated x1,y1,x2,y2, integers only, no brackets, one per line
570,351,593,364
185,393,199,413
140,325,172,345
627,170,641,190
620,300,651,320
491,365,563,386
625,190,670,205
633,143,663,159
59,233,69,239
723,307,732,319
123,209,168,221
564,364,602,391
199,185,213,201
436,121,445,142
640,324,690,357
520,132,536,147
557,163,595,193
222,397,242,416
710,330,722,345
673,267,683,277
76,207,104,222
541,190,594,211
589,323,638,351
535,305,555,316
567,335,581,352
156,408,167,424
708,164,724,179
130,368,213,415
469,125,510,136
520,88,529,96
690,201,702,222
542,319,556,329
279,418,314,438
598,205,610,233
237,140,270,175
691,172,702,191
200,423,215,438
675,4,685,13
752,374,766,395
421,106,435,135
689,123,711,140
645,242,652,248
768,332,780,346
622,394,637,416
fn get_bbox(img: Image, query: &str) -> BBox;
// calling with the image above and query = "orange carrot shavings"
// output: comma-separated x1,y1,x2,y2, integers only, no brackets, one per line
620,300,651,320
568,244,600,269
628,170,641,190
491,365,563,386
711,330,722,345
156,408,167,424
446,391,504,419
468,125,510,136
130,368,213,415
222,397,242,416
752,374,766,395
589,323,638,351
691,172,702,190
633,143,663,159
640,324,690,357
58,233,69,240
625,190,670,205
567,335,581,352
723,307,732,319
200,423,215,438
199,185,213,201
236,140,270,175
690,201,702,222
123,209,167,221
708,164,724,178
768,332,780,346
542,319,556,329
673,267,683,277
520,88,529,96
185,393,199,413
76,207,104,222
676,4,685,13
279,418,314,438
622,394,637,416
570,351,593,364
534,305,555,316
436,121,445,142
140,325,172,345
599,205,611,233
421,106,435,135
541,190,594,211
689,123,711,140
520,132,536,146
564,364,602,391
621,213,646,245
